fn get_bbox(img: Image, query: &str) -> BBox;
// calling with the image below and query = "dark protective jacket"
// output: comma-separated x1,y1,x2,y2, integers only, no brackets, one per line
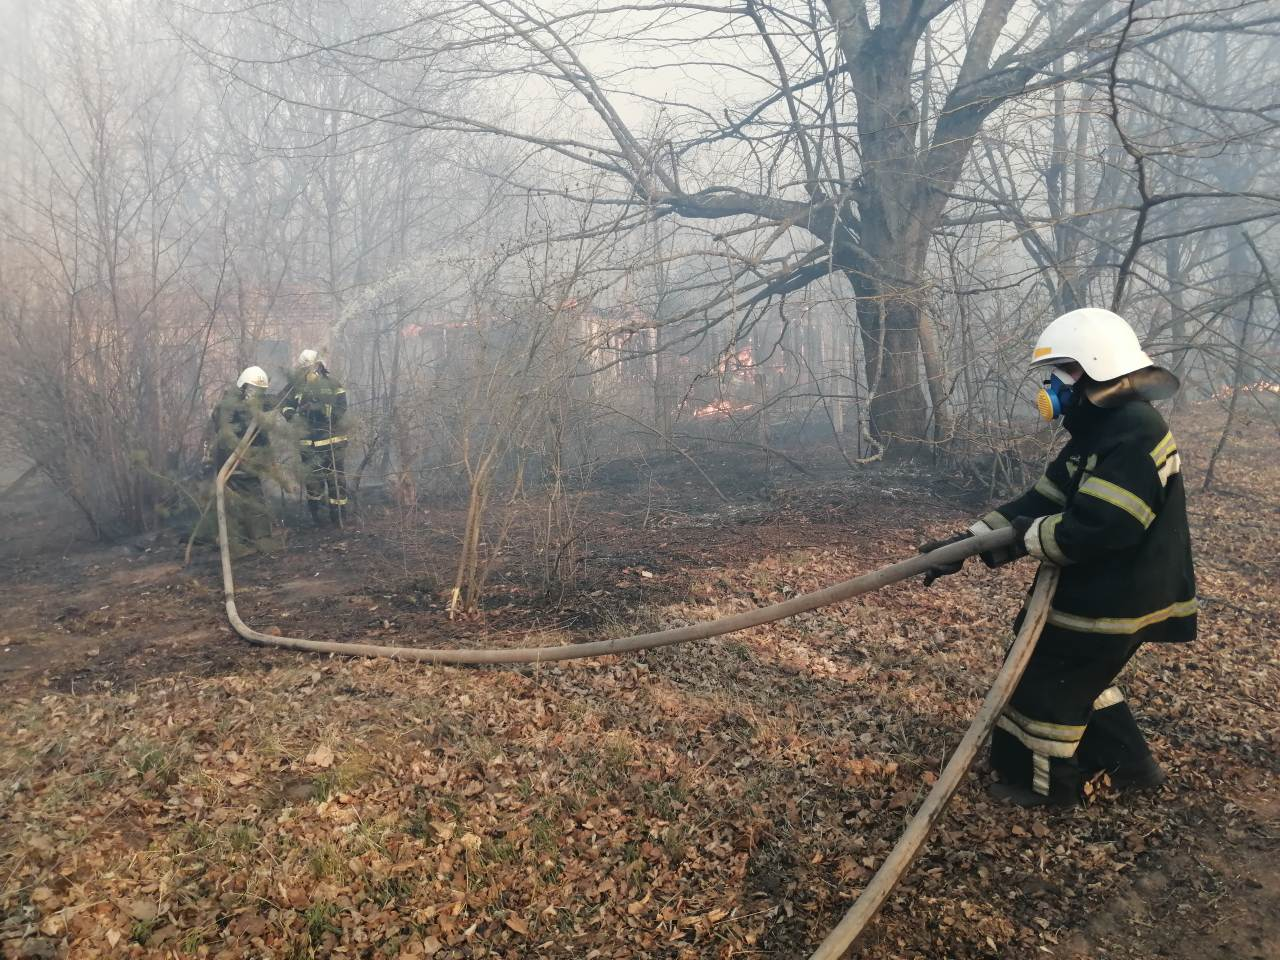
211,386,271,464
974,397,1196,643
281,369,349,449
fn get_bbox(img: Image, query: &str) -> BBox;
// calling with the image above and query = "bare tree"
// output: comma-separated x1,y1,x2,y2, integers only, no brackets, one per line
0,0,221,535
189,0,1280,453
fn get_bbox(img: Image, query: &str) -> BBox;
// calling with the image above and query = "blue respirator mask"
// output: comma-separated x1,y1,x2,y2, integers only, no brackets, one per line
1035,367,1079,421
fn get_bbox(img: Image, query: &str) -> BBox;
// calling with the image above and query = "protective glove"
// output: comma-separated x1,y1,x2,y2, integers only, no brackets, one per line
918,530,973,586
978,515,1033,568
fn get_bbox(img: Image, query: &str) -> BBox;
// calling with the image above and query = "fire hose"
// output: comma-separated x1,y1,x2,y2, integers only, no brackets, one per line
214,422,1059,956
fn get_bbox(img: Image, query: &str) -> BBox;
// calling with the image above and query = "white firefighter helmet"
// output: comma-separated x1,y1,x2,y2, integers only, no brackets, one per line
236,365,270,390
1029,308,1154,382
297,348,320,367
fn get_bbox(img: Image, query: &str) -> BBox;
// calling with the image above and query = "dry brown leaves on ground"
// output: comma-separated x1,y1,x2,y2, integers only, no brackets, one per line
1,402,1277,959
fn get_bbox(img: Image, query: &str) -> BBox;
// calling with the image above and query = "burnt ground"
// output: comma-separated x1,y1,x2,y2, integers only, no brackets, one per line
0,446,961,693
1,401,1277,960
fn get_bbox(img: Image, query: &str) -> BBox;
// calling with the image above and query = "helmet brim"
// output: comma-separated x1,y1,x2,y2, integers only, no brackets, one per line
1084,366,1181,408
1030,351,1157,382
1029,354,1072,370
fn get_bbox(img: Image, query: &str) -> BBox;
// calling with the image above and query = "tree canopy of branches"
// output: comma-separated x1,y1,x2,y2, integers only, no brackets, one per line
187,0,1280,450
2,0,1279,541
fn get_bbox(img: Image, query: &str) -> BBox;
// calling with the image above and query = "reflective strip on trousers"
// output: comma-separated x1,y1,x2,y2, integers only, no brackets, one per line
1093,686,1125,710
996,709,1084,760
1032,754,1052,796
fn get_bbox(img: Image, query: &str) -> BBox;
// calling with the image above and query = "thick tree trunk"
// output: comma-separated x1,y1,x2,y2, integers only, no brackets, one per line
853,293,928,449
917,308,953,445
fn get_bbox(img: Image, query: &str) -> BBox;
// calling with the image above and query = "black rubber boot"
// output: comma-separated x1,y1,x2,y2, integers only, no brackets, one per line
987,782,1073,809
1107,757,1168,791
1078,700,1165,791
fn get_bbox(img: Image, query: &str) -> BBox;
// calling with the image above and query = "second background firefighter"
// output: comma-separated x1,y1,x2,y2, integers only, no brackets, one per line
281,348,350,526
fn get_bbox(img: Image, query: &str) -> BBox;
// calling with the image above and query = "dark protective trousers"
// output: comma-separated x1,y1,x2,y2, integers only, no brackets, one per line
301,442,348,519
220,471,275,555
990,623,1158,802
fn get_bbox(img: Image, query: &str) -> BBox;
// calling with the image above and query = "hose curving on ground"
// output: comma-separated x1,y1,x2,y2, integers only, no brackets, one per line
215,425,1019,663
216,423,1057,955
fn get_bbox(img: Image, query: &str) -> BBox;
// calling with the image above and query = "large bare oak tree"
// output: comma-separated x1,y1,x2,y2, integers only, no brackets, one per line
195,0,1280,446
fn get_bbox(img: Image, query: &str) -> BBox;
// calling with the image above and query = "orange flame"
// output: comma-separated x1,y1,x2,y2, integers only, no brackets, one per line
691,399,756,420
1212,380,1280,399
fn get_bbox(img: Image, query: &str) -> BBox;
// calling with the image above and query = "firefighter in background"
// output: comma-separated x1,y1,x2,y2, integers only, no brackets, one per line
281,348,350,526
204,365,279,555
923,308,1196,807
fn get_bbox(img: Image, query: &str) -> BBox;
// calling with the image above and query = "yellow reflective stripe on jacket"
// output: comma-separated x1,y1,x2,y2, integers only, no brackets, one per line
1034,475,1067,506
1150,431,1177,466
1150,432,1182,487
1026,514,1071,565
1078,476,1155,528
1065,453,1098,478
300,435,349,448
1157,452,1181,487
1038,514,1071,565
1047,598,1199,635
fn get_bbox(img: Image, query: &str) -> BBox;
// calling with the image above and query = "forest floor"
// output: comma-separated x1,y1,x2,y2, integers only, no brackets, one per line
1,397,1277,960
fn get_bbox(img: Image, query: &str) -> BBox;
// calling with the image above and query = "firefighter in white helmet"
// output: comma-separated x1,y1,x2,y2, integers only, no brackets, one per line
922,308,1196,806
203,365,279,555
281,349,350,526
